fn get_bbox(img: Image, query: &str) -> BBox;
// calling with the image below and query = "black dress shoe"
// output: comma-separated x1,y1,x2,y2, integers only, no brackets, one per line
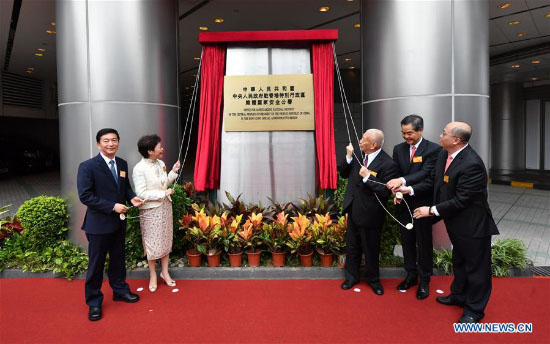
458,315,477,323
396,276,418,291
436,295,462,306
113,292,140,303
341,280,358,290
416,282,429,300
368,282,384,295
88,306,102,321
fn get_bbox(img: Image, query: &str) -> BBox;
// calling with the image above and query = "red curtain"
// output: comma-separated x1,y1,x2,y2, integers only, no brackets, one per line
312,42,337,189
193,44,226,191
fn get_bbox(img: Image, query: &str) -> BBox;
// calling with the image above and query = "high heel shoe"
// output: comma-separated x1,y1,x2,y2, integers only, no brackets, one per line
149,279,157,293
159,272,176,287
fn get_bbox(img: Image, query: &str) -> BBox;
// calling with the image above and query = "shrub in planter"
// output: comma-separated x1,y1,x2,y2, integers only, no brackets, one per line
433,238,529,277
16,196,69,251
286,213,314,256
491,238,528,277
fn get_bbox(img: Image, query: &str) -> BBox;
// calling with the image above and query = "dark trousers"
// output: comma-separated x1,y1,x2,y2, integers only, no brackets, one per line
399,215,433,282
448,233,492,319
85,228,130,307
344,212,382,284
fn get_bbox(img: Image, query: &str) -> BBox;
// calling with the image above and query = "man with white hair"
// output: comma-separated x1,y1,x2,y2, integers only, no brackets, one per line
339,129,398,295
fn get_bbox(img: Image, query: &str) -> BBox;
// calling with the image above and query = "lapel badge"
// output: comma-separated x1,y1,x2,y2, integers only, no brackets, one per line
120,170,126,178
443,175,449,183
163,166,167,172
369,170,378,177
413,156,422,163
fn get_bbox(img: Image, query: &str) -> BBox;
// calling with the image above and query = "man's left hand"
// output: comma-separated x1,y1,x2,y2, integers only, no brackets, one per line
413,206,431,219
359,166,369,178
131,197,144,207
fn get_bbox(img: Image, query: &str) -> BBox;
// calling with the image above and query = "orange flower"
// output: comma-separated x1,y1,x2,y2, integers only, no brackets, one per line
179,214,192,228
275,211,288,226
230,214,242,233
238,219,253,240
249,212,263,228
194,211,210,231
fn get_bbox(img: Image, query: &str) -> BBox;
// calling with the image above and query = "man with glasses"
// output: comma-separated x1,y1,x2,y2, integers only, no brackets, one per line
386,114,441,300
396,122,499,324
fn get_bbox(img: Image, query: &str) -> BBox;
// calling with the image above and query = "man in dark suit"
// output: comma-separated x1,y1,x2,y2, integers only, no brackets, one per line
77,128,143,321
340,129,398,295
386,114,441,300
397,122,499,323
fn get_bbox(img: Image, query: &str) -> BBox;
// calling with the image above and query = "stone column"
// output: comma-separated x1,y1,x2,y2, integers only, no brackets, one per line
490,82,524,172
56,0,179,246
361,0,489,165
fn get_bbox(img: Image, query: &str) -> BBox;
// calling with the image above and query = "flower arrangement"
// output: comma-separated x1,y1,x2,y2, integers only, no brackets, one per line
237,212,264,253
286,213,314,255
262,211,289,253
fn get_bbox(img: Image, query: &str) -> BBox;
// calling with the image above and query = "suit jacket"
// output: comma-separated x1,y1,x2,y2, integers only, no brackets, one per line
77,154,136,234
392,138,441,213
412,145,499,238
132,158,178,210
340,150,398,229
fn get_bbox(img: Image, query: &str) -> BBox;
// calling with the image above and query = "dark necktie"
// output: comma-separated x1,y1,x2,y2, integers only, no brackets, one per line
109,160,118,183
363,154,368,167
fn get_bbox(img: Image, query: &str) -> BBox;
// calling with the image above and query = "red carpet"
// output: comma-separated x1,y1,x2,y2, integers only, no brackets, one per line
1,276,548,343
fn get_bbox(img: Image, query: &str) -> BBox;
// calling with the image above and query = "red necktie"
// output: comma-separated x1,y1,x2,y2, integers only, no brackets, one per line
444,154,453,173
410,145,417,162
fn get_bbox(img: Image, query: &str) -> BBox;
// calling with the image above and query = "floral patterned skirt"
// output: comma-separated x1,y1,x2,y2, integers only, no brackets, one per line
139,198,173,260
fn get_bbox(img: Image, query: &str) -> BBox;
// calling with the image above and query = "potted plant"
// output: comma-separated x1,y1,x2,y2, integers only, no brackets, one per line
221,214,244,267
286,213,314,267
180,210,204,267
237,212,264,267
312,213,336,267
262,211,289,267
201,212,225,267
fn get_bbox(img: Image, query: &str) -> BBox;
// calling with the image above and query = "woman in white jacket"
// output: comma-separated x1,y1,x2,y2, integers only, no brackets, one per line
133,134,180,292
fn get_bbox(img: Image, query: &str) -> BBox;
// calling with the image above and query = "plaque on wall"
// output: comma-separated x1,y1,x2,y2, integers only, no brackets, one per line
223,74,315,131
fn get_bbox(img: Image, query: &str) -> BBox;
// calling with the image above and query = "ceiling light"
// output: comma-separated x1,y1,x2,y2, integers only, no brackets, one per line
498,3,511,9
193,57,200,60
344,58,352,62
349,66,355,69
27,67,35,71
46,29,56,34
508,20,520,25
531,77,538,81
37,48,46,52
50,21,56,26
347,0,354,2
511,64,520,68
214,18,224,23
531,60,540,64
354,23,360,28
517,33,527,37
199,26,208,31
34,53,43,57
545,12,550,18
26,70,33,74
319,6,330,12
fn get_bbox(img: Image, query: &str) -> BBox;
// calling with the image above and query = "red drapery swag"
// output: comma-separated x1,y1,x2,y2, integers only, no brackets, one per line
312,42,337,189
193,44,225,191
194,41,337,191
